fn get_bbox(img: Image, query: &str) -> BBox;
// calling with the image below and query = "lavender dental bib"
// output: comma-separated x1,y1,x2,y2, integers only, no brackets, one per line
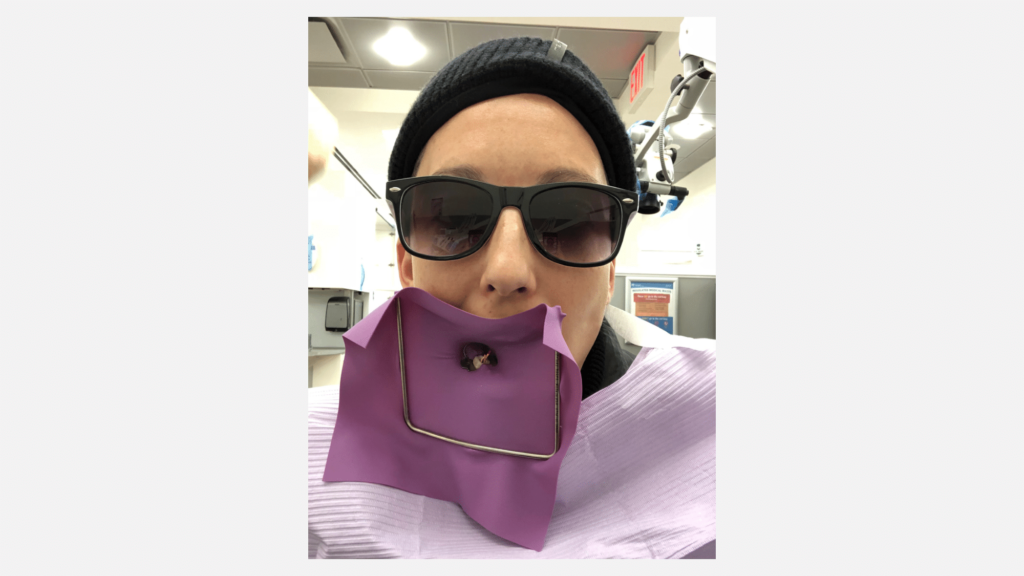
311,296,717,558
321,288,582,550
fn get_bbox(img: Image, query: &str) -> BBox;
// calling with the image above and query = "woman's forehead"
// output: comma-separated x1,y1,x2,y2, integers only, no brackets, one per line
418,94,607,187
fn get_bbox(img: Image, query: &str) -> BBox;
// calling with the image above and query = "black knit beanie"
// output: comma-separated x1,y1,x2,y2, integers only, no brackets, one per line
388,37,638,193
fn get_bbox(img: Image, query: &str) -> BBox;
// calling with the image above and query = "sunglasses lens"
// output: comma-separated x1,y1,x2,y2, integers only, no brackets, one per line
529,187,619,264
401,181,493,257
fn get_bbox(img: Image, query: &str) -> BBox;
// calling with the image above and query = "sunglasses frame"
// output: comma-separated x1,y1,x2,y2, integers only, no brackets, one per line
385,175,639,268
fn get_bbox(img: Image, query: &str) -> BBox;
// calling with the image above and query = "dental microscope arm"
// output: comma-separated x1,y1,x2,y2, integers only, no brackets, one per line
632,17,716,196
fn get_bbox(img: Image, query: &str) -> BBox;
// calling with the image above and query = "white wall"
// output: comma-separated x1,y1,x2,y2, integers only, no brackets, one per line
308,166,377,291
368,226,401,292
617,157,715,276
308,96,409,290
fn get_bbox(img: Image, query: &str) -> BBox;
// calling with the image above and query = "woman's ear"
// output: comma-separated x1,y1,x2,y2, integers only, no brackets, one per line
396,241,414,288
607,259,616,306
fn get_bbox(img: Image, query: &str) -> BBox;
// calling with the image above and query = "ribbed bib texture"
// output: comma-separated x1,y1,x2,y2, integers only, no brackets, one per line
308,342,716,558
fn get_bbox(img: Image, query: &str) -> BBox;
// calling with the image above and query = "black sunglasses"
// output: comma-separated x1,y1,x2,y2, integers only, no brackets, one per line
385,176,639,268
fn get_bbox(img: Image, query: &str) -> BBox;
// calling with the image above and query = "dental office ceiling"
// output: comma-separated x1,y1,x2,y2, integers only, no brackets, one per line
309,17,715,203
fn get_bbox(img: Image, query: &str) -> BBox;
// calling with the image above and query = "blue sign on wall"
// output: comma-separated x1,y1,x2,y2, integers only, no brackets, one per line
630,281,675,290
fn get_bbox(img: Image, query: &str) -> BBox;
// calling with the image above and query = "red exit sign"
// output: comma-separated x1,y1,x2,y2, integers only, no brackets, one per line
627,44,655,113
629,53,646,102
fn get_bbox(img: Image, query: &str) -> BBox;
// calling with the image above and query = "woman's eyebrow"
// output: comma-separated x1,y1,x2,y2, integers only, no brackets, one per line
535,168,600,185
431,165,601,185
431,165,485,181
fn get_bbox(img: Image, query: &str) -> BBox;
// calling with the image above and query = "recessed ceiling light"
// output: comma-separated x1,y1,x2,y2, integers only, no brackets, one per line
373,28,426,67
382,129,400,148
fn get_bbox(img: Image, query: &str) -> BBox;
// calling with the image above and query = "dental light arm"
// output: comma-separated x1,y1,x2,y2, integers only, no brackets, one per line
632,18,716,198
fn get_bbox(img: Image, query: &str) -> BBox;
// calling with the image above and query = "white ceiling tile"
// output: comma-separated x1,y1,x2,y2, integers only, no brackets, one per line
688,137,716,162
339,18,451,72
418,17,683,33
673,137,715,178
600,78,628,99
450,22,555,56
673,167,695,180
308,67,369,88
364,70,434,91
314,18,362,69
555,28,660,79
309,21,346,64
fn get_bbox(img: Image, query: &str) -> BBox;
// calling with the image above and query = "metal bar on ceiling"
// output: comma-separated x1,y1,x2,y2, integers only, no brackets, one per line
308,17,347,61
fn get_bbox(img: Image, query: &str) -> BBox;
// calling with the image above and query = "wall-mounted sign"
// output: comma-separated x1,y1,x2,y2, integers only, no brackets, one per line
625,276,678,335
627,44,656,114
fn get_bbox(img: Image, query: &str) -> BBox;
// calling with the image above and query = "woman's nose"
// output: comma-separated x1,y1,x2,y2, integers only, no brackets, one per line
479,207,537,296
